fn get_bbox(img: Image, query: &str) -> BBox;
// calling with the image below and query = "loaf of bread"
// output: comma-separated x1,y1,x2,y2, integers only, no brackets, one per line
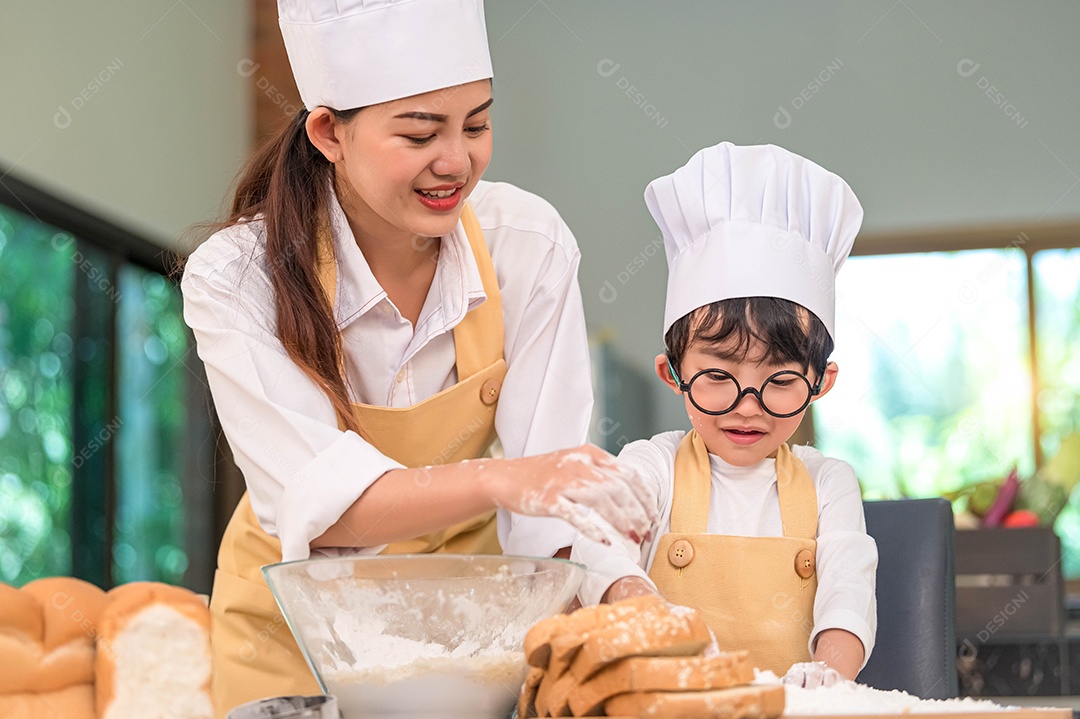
567,652,754,717
519,666,545,719
543,596,670,680
525,600,653,717
95,582,212,719
526,605,600,669
604,684,785,719
0,576,109,719
567,602,712,682
518,596,775,718
535,665,578,717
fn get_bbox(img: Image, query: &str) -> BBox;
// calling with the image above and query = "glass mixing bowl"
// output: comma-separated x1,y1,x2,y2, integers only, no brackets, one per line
262,554,585,719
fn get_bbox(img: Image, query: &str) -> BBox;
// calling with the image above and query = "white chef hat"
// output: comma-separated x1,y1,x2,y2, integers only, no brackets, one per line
645,142,862,341
278,0,493,111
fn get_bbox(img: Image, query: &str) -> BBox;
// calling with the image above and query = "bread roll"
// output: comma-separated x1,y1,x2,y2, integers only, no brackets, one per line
604,684,786,719
0,685,97,719
0,576,107,719
0,582,45,695
96,582,212,719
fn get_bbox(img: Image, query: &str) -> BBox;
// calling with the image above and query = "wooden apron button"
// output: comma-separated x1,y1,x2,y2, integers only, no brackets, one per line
480,378,501,405
668,539,694,568
794,548,816,579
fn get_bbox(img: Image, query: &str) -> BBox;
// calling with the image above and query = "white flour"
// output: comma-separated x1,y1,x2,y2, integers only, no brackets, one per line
323,644,525,719
322,632,485,677
754,671,1013,714
296,568,541,718
271,557,580,719
327,658,524,719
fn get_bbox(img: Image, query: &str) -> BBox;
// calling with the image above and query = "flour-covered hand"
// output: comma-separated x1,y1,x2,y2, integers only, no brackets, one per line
487,444,658,543
782,661,844,689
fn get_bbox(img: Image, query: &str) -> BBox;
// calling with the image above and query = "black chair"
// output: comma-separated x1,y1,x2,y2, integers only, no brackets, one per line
857,498,958,699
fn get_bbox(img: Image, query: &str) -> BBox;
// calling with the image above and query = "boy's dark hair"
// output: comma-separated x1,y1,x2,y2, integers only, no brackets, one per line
664,297,834,379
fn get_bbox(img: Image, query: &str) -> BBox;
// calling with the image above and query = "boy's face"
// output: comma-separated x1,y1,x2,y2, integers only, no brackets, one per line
654,338,837,467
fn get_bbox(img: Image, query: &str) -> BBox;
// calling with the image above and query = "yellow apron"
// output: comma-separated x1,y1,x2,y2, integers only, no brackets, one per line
209,205,506,717
648,431,819,675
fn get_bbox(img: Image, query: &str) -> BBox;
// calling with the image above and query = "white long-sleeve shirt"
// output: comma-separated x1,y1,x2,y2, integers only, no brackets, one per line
571,431,877,663
182,180,590,563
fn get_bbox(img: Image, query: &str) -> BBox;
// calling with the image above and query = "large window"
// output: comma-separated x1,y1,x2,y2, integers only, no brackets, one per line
114,266,190,585
0,206,75,584
815,240,1080,576
1034,249,1080,459
0,171,216,591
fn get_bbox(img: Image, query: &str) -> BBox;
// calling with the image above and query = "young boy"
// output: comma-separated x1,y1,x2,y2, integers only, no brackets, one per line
572,142,877,688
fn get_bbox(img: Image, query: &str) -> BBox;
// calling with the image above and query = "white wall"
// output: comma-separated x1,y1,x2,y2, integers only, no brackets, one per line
482,1,1080,434
0,1,250,248
4,1,1075,437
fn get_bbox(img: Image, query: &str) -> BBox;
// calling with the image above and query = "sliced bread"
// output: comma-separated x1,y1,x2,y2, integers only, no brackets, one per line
604,684,785,719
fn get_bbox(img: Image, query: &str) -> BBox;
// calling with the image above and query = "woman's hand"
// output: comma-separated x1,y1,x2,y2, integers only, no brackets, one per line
483,444,657,544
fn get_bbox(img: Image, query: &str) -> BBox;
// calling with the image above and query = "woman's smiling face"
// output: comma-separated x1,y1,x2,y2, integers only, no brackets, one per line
312,79,494,242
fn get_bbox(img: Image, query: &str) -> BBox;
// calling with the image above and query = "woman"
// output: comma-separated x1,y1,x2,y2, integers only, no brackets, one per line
181,0,654,714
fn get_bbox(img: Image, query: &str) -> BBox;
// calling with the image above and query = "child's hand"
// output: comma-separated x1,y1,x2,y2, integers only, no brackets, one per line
782,661,845,688
601,576,659,603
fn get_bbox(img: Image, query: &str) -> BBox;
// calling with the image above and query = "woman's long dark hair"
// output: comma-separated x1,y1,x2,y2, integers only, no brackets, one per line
219,108,363,434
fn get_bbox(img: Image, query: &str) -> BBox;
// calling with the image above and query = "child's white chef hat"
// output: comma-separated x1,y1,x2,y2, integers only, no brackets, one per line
278,0,493,111
645,142,862,341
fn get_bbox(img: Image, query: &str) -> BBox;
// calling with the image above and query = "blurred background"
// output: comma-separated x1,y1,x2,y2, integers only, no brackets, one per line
1,0,1077,650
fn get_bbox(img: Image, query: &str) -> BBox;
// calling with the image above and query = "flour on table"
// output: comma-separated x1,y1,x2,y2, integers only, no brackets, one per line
753,670,1014,715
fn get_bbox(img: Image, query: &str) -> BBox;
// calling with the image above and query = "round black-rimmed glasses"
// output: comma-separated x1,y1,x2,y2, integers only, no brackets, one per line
667,360,824,418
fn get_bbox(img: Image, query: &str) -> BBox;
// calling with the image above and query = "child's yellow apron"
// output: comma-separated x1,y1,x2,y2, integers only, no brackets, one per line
208,205,506,717
648,431,819,675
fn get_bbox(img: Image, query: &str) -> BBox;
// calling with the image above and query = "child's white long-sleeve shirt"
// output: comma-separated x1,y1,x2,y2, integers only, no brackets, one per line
571,430,878,664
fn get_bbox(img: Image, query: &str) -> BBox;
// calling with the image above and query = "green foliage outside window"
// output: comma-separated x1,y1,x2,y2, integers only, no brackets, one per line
816,249,1080,577
114,266,189,585
0,207,75,586
1,201,191,588
1034,249,1080,577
